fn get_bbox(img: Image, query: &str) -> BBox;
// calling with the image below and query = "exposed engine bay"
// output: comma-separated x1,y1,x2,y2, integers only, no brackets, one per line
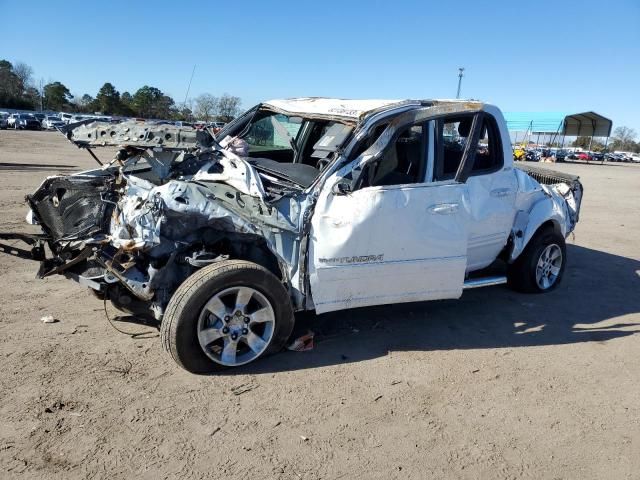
12,108,354,321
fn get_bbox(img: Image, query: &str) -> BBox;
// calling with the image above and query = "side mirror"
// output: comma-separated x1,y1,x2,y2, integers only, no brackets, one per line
332,181,352,196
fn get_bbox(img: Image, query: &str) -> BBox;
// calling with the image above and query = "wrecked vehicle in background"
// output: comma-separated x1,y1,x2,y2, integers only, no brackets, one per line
0,98,583,373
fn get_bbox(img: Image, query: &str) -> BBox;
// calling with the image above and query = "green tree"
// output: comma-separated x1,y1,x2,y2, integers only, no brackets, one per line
79,94,96,112
0,59,32,109
132,85,176,119
43,82,73,111
23,86,41,110
572,136,591,149
95,82,121,114
118,91,135,116
120,91,132,107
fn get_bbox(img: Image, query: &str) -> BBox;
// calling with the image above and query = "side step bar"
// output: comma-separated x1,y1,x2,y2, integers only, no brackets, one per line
463,275,507,289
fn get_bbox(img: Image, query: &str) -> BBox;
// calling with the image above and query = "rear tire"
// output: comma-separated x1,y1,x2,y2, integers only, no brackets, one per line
161,260,294,374
507,225,566,293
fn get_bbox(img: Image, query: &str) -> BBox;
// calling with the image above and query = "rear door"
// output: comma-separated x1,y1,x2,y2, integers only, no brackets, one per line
432,111,517,272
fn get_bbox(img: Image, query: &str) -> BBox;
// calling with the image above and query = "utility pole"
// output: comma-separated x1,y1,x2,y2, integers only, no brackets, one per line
39,78,44,111
456,67,465,99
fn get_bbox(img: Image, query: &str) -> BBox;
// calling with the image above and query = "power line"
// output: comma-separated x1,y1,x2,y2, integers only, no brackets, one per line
183,64,196,107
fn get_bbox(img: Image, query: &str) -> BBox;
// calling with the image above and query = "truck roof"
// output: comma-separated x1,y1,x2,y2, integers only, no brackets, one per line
263,97,483,121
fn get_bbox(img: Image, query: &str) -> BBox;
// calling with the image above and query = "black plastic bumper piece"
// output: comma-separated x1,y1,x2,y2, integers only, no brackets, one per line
0,232,48,261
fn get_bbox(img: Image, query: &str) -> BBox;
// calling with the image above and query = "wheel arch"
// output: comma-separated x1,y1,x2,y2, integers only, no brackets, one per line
509,197,567,263
222,232,286,282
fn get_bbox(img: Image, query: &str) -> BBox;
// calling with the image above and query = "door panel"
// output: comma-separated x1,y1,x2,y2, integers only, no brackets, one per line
462,110,518,272
309,181,468,314
464,169,517,271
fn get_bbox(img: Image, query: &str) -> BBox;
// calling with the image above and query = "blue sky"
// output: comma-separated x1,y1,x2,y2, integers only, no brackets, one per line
2,0,639,132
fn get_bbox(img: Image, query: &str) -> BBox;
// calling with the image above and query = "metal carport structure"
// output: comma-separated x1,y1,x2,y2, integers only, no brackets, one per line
504,111,613,153
562,111,613,151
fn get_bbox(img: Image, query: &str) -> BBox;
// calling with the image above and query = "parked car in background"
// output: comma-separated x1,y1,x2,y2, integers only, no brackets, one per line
32,113,45,125
614,151,637,162
69,115,90,123
59,112,74,124
591,151,604,161
0,113,8,130
512,146,526,161
554,149,567,162
568,151,591,161
12,114,41,130
42,115,66,130
525,149,540,161
7,113,19,128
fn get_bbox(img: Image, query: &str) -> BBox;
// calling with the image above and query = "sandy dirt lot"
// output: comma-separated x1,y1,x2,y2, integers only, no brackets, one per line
0,129,638,479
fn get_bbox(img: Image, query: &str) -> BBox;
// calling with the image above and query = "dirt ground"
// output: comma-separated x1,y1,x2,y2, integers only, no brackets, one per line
0,129,638,479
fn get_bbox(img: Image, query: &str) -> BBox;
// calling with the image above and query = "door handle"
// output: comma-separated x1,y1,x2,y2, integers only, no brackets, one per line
490,188,513,198
428,203,459,215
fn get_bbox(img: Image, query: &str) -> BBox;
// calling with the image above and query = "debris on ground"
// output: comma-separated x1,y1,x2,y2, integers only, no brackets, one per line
287,331,314,351
44,401,65,413
231,382,258,396
40,315,57,324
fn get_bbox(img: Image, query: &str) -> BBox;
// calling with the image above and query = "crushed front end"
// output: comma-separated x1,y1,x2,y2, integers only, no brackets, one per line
0,120,306,321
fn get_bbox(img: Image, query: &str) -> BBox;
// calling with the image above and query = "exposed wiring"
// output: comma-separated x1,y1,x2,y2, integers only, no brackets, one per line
103,298,159,339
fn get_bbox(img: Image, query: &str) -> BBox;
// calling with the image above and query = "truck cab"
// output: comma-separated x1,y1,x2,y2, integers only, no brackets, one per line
307,103,520,312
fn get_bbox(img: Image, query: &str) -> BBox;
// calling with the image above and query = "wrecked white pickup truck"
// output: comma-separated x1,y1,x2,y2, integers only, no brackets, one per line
0,98,582,373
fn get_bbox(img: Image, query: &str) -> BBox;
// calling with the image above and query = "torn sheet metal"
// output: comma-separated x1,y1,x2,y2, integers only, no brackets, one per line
60,120,216,150
192,150,266,199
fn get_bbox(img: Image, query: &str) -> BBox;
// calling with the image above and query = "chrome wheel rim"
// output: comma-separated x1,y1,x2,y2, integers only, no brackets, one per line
197,286,275,367
535,244,562,290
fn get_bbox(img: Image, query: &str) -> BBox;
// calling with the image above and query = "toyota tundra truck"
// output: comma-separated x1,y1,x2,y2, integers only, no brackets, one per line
0,98,583,373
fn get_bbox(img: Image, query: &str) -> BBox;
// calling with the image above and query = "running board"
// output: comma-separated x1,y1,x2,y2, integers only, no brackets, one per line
463,275,507,289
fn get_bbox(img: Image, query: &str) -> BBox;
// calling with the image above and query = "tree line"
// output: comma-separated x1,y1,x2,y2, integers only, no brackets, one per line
571,126,640,153
0,59,242,122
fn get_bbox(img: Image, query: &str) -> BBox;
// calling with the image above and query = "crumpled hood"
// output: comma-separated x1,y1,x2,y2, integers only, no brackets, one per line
59,119,266,199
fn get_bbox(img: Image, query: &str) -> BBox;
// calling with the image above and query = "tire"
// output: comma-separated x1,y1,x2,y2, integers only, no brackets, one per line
161,260,295,374
507,225,566,293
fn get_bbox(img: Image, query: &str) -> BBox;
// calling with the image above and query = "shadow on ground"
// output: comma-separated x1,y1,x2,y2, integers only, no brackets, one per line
239,244,640,374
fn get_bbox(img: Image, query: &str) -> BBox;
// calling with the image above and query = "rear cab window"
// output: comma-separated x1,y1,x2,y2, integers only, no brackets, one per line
433,113,503,182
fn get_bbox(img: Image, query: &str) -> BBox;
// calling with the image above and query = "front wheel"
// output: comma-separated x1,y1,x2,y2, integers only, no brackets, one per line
507,225,566,293
161,260,295,374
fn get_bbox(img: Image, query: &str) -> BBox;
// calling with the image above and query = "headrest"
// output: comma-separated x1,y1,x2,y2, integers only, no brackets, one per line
458,118,473,137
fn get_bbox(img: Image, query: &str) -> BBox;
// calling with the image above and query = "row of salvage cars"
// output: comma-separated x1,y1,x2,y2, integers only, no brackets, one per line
0,98,583,373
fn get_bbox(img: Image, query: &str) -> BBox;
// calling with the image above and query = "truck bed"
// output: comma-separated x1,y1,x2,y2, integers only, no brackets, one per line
515,162,584,227
515,162,581,187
